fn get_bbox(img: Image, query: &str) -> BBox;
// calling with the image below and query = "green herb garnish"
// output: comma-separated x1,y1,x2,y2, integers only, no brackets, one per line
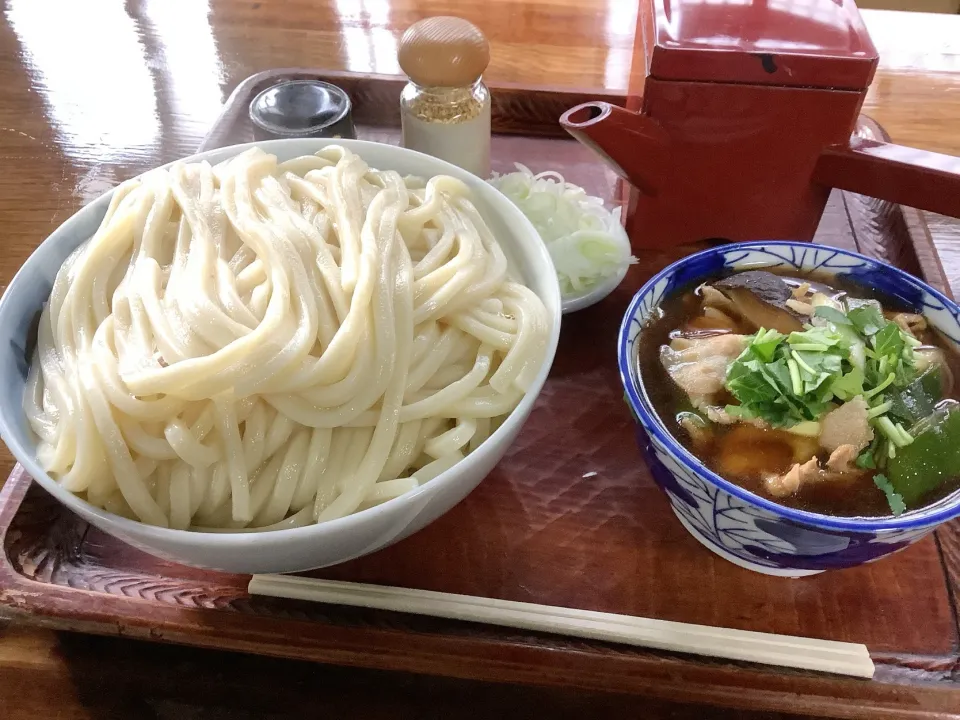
874,473,907,516
787,326,845,350
748,327,785,362
814,305,852,327
725,326,846,428
830,367,864,401
873,322,905,360
724,304,921,438
848,305,886,336
714,294,936,514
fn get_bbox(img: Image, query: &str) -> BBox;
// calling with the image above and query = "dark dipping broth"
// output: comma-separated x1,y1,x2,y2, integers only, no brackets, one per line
637,269,960,518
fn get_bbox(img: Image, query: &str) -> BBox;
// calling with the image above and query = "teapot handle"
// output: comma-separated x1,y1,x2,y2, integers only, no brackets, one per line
814,138,960,218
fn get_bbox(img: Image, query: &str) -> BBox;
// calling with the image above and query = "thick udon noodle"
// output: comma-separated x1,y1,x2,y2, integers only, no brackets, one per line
24,146,549,531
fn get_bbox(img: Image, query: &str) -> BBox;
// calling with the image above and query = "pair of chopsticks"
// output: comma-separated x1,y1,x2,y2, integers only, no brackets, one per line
248,575,875,678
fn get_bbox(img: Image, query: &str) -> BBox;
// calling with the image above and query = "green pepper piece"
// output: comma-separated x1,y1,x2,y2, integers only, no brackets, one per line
888,366,943,426
887,404,960,506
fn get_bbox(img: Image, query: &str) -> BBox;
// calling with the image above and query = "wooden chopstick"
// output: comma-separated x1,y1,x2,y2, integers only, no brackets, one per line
248,575,875,678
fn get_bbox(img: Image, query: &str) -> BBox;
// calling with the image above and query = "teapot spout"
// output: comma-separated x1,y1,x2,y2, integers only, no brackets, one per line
560,102,667,196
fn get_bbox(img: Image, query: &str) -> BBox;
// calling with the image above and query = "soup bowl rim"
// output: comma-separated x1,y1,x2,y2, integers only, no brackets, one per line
618,240,960,533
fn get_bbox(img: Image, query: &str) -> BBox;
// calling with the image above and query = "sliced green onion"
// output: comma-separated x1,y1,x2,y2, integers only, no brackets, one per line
791,351,817,376
876,416,911,447
489,165,635,297
864,372,897,399
876,416,899,442
867,401,892,419
878,355,889,377
787,358,803,395
756,328,781,344
894,422,914,446
849,341,866,371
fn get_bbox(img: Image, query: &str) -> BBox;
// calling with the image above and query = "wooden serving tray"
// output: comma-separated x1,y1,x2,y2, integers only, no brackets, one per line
2,69,959,719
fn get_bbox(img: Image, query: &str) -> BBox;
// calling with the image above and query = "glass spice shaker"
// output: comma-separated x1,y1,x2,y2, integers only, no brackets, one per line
397,16,491,178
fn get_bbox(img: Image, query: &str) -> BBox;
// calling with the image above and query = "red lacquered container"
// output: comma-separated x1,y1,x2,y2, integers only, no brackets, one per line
561,0,960,248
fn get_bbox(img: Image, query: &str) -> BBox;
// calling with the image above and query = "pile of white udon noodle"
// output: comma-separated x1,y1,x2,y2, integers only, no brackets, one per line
24,146,549,532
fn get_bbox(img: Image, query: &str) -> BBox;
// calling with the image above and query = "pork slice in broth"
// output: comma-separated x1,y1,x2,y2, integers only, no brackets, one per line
763,444,863,497
825,444,860,473
819,396,874,453
764,456,821,497
660,334,747,400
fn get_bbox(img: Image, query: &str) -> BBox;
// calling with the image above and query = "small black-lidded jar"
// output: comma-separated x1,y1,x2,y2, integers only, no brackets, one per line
249,80,356,141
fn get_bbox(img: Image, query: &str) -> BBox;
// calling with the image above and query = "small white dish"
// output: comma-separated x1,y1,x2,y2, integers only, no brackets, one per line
561,263,630,314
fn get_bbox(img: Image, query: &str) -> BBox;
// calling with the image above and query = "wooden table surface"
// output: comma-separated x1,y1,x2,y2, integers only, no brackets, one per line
1,2,960,718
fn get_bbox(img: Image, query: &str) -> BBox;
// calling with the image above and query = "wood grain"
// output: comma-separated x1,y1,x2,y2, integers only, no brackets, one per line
1,2,960,719
0,623,833,720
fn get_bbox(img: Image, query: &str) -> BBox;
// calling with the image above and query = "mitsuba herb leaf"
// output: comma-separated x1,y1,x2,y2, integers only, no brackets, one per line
726,365,780,405
791,350,841,395
873,322,905,361
864,318,918,393
787,326,845,350
749,328,785,363
725,326,850,427
848,306,885,336
830,367,865,401
874,473,907,516
762,358,794,394
814,305,852,327
723,300,923,431
724,404,754,419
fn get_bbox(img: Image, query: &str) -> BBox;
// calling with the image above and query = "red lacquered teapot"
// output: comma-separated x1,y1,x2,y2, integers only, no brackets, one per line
560,0,960,248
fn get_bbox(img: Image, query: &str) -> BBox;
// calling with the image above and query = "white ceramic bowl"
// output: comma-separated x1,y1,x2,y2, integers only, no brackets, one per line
0,139,562,574
561,263,629,314
620,241,960,576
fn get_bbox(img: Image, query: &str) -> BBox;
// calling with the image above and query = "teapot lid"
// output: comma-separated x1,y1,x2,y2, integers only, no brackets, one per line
642,0,878,90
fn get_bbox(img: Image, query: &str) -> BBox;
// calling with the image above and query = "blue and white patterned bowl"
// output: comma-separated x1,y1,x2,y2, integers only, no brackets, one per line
618,241,960,577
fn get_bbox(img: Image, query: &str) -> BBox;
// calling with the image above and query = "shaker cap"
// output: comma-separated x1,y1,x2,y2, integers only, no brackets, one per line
399,16,490,87
642,0,878,90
